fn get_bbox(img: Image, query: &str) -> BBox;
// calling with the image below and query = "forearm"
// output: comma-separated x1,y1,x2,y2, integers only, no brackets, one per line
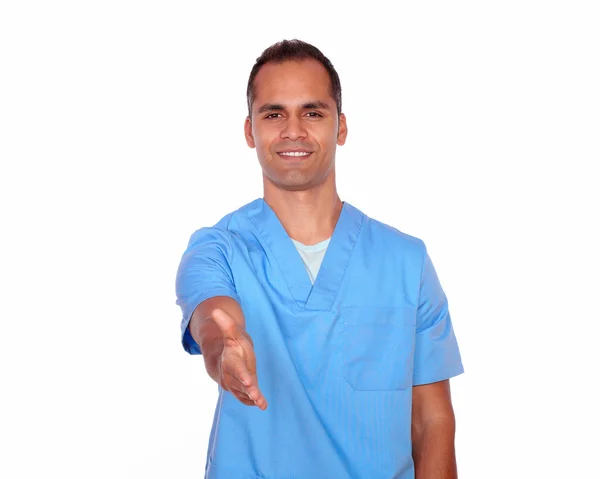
188,296,245,382
412,417,458,479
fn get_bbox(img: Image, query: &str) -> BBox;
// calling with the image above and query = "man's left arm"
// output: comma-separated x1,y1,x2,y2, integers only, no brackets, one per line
411,245,464,478
412,380,457,479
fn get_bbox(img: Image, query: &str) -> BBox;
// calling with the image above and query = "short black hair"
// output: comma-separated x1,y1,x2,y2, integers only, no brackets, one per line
246,39,342,117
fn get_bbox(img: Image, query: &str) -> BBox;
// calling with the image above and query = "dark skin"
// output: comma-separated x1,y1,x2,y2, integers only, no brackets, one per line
188,296,267,410
190,58,459,477
244,58,347,245
412,380,458,478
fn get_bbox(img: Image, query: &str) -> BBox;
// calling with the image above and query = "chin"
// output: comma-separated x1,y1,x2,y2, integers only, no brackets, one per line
264,171,310,190
279,182,314,192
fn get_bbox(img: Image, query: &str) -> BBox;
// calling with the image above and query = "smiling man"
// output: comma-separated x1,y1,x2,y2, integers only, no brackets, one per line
176,40,463,479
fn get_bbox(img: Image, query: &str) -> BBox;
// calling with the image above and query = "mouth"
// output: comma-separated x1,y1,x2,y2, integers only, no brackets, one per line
276,150,313,159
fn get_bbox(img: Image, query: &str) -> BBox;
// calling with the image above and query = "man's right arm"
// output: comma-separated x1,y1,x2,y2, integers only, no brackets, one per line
175,227,266,409
176,226,240,355
188,296,245,383
188,296,267,409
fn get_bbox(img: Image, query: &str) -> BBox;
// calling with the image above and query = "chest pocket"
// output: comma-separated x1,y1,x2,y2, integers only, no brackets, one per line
341,306,416,391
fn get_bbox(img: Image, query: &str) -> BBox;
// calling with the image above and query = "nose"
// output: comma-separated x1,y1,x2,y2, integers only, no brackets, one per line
280,115,307,141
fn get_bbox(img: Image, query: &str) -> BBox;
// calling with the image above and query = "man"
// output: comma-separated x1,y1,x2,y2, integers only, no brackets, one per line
176,39,463,479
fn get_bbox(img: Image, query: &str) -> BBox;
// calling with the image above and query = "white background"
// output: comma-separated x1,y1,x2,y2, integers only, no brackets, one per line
1,1,599,478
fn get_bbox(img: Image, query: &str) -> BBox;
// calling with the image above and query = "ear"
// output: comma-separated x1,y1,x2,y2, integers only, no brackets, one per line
244,117,255,148
336,113,348,146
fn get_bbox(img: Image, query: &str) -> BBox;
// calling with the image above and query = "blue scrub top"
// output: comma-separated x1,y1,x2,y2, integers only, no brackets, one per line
176,198,463,479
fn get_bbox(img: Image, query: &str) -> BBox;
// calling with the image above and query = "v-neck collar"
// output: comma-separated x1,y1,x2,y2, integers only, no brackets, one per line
245,198,364,312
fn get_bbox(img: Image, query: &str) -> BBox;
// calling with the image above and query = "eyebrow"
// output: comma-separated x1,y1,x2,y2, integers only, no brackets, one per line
256,101,331,114
302,101,331,111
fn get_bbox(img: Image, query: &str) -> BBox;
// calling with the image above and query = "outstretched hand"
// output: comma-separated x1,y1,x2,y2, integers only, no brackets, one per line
211,308,268,410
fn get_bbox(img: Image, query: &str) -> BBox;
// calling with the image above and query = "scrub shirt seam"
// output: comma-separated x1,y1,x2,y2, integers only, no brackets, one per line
416,240,427,327
245,207,306,310
220,213,241,296
241,203,360,477
224,213,236,268
327,212,365,312
208,385,226,469
244,212,351,469
413,362,465,386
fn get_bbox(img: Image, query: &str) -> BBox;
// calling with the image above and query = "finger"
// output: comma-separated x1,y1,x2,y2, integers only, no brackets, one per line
228,355,264,407
211,308,240,340
225,375,249,396
234,357,267,410
255,397,268,410
243,383,262,403
245,352,258,377
231,358,253,387
239,396,255,407
223,356,253,387
237,338,257,375
224,369,267,409
226,380,260,407
242,371,267,408
229,388,255,406
230,386,267,409
249,384,267,409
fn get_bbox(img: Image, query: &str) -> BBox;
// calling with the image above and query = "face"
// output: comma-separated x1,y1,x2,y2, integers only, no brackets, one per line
244,59,347,191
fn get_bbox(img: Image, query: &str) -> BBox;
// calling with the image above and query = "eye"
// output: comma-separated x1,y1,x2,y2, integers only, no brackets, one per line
306,111,323,118
265,113,282,119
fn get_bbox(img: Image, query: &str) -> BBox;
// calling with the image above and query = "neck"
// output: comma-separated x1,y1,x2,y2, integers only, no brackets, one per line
263,174,342,245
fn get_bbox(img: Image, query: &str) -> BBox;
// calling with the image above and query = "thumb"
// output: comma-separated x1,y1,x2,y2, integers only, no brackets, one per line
211,308,241,340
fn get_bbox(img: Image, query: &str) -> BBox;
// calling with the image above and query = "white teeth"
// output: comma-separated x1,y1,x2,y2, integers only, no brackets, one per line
279,151,310,157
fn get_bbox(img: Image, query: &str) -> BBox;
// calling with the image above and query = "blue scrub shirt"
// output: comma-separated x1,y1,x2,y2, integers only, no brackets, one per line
176,198,463,479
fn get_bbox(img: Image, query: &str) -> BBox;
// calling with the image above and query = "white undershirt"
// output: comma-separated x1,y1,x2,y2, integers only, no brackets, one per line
291,237,331,284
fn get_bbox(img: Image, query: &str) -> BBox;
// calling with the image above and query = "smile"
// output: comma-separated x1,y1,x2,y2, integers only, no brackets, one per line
277,151,312,157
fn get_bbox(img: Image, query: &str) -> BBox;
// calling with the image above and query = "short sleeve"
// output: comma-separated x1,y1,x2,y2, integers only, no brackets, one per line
175,227,241,355
412,247,464,385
